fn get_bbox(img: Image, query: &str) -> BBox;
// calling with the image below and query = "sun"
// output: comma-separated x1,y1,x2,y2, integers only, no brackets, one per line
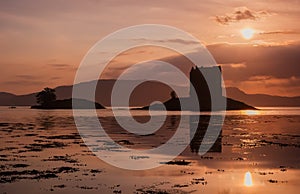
241,28,255,40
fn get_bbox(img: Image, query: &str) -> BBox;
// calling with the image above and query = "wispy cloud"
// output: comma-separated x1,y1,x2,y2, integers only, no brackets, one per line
50,76,62,80
48,63,71,68
219,63,246,69
4,74,44,85
230,75,300,96
132,38,199,45
242,75,300,90
214,7,271,25
259,30,300,35
47,63,75,71
4,80,46,86
15,74,39,79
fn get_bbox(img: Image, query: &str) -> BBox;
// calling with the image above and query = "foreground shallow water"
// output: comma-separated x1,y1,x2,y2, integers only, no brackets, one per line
0,107,299,193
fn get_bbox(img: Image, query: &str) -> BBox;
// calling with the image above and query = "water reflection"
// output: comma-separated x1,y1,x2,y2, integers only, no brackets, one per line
36,112,56,129
100,114,223,154
190,115,222,153
243,110,260,116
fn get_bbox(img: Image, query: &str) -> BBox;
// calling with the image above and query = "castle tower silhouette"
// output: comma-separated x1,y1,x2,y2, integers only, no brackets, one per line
189,66,223,111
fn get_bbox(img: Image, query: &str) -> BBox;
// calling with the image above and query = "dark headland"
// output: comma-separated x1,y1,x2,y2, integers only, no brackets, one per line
138,96,256,111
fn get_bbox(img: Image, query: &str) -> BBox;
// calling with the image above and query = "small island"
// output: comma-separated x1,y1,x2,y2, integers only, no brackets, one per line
31,87,105,109
137,66,256,111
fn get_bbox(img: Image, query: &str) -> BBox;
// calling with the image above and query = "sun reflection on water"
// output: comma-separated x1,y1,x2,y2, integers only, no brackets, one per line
244,171,253,187
243,110,260,116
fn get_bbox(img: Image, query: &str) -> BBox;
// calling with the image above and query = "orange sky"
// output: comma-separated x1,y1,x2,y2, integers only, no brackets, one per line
1,0,300,96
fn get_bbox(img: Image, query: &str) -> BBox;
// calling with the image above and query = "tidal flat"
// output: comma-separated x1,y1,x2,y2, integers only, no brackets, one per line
0,107,299,194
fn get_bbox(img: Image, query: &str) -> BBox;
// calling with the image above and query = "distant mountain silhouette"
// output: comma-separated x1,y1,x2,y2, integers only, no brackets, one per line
227,87,300,107
0,80,183,107
31,98,105,109
0,92,36,106
1,80,299,107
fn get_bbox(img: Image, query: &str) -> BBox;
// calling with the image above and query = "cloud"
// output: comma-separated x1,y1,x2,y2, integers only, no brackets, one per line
259,30,300,35
207,42,300,79
47,63,75,71
3,74,44,85
219,63,246,68
206,42,300,95
234,75,300,96
246,75,300,87
16,74,39,79
4,80,46,86
156,38,200,45
116,50,148,57
132,38,199,45
214,7,271,25
48,63,70,68
50,76,62,80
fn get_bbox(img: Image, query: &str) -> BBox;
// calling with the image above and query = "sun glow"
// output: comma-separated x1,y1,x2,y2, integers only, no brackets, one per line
244,171,253,187
241,28,255,39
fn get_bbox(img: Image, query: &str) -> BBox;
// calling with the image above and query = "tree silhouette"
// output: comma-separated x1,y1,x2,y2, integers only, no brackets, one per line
170,90,178,99
36,87,56,106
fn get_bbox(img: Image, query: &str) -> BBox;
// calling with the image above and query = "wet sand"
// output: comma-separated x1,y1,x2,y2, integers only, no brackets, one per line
0,108,299,193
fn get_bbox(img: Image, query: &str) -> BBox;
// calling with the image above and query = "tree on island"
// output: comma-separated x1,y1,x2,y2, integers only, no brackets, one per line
170,90,178,99
36,87,56,107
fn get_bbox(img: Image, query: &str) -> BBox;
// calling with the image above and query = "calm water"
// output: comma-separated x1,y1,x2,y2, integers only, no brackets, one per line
0,107,299,193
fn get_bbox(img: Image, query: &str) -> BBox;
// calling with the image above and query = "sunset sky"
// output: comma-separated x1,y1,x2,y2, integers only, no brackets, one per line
1,0,300,96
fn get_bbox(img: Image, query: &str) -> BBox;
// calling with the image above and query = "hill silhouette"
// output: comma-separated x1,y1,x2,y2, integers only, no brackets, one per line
227,87,300,107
